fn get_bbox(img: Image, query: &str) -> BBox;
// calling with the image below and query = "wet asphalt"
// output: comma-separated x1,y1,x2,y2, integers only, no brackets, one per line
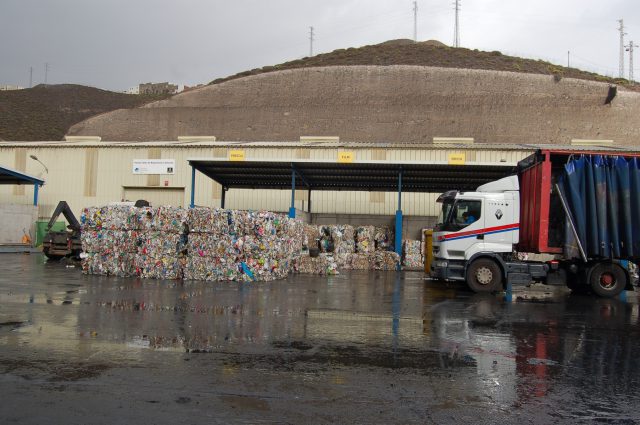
0,253,639,424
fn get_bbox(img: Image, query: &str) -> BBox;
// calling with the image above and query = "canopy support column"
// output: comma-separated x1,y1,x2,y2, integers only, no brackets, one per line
190,165,196,208
395,168,403,265
289,166,296,218
33,184,39,206
221,187,227,209
307,189,312,213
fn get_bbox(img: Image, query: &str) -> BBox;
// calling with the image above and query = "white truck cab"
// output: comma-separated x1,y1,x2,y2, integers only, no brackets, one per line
431,176,527,291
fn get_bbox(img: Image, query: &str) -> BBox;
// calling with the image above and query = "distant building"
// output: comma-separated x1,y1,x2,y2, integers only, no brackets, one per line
0,85,24,91
139,82,178,95
124,86,140,94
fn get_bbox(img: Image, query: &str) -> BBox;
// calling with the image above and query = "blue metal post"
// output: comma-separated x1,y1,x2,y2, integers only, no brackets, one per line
190,166,196,208
289,167,296,218
33,184,39,206
395,169,403,260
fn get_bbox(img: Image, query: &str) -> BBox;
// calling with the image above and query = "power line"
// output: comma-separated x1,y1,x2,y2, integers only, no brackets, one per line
626,40,639,82
453,0,460,47
413,1,418,42
309,26,314,57
618,19,626,78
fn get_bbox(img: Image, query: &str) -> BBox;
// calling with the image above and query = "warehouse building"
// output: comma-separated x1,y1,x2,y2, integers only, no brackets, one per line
0,138,625,244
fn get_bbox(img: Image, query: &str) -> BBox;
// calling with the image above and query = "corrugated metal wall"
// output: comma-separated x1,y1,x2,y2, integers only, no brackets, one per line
0,144,532,219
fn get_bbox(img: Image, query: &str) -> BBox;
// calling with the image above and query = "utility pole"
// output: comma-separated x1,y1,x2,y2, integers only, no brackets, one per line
453,0,460,48
29,67,33,88
626,40,638,83
44,62,49,84
309,26,314,57
567,51,570,68
413,1,418,42
618,19,626,78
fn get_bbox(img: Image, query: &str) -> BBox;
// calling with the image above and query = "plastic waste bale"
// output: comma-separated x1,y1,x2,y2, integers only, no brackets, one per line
81,206,138,231
374,226,394,251
82,252,135,277
134,206,188,233
402,239,423,269
133,254,182,279
297,254,339,275
332,225,356,254
374,251,401,271
188,207,228,234
356,226,375,254
334,252,351,269
136,232,185,257
184,256,242,281
346,253,374,270
80,230,138,254
303,224,320,252
188,234,242,258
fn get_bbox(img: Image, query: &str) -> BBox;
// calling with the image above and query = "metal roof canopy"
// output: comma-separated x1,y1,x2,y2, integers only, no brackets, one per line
0,164,45,206
187,158,517,193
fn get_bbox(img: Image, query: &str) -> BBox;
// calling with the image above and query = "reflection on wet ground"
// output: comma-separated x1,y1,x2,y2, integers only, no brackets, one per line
0,254,639,424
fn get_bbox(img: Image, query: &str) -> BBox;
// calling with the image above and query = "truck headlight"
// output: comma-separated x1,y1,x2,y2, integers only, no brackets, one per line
435,260,448,268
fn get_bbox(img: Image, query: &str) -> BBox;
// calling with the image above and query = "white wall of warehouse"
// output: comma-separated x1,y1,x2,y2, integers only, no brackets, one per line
0,143,532,220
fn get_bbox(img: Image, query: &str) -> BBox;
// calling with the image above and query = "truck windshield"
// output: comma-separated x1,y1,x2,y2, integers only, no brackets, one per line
437,199,481,232
436,200,454,229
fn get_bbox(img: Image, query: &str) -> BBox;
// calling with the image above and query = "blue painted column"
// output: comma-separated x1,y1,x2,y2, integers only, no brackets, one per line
190,165,196,208
33,184,39,206
395,168,403,261
289,167,296,218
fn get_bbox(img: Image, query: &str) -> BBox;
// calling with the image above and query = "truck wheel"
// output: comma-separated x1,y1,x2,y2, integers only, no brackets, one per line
589,263,627,298
466,258,503,293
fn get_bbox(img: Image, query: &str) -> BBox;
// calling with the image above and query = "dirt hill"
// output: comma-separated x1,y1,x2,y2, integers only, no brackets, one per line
0,84,168,141
2,40,632,141
211,39,629,88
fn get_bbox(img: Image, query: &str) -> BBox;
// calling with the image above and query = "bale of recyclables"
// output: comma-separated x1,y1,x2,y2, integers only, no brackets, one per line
80,205,303,281
402,239,423,270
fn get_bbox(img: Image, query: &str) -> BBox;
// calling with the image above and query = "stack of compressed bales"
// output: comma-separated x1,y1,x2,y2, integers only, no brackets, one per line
402,240,423,270
331,225,355,268
133,207,188,279
81,206,303,282
186,208,303,281
81,206,142,277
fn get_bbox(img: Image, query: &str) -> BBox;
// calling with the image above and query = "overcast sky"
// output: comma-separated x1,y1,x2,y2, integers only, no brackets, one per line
1,0,638,91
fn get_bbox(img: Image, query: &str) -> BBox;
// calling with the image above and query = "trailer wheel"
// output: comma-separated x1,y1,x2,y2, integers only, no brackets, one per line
466,258,503,293
589,263,627,298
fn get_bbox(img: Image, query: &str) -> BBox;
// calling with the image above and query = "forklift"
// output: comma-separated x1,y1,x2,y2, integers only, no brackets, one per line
42,201,82,260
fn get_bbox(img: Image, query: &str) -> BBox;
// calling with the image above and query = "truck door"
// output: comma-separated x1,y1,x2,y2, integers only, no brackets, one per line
483,197,518,245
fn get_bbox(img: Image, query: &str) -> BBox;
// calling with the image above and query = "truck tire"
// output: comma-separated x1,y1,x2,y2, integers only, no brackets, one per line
466,258,503,293
589,263,627,298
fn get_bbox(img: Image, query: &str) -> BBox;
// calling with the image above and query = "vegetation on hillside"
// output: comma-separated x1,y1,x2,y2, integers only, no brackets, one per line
0,84,168,141
210,39,630,88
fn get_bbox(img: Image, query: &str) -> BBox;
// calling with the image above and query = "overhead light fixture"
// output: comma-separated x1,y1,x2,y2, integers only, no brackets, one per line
29,154,49,174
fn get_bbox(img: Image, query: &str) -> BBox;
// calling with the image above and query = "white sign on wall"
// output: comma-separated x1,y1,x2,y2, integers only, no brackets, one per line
132,159,175,175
